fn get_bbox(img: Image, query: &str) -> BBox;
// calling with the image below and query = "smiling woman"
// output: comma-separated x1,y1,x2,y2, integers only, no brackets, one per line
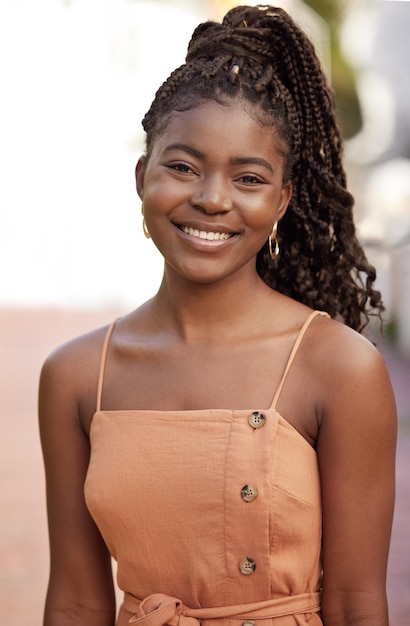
136,101,291,285
39,5,396,626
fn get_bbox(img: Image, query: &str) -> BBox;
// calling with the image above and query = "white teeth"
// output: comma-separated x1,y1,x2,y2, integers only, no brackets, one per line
182,226,231,241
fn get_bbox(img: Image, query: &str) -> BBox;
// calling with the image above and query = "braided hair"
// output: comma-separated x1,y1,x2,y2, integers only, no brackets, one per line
142,5,383,332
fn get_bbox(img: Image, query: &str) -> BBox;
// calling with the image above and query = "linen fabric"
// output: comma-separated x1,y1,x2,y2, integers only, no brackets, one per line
85,311,328,625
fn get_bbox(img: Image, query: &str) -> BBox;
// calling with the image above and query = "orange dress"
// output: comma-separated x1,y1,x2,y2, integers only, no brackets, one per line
85,311,328,626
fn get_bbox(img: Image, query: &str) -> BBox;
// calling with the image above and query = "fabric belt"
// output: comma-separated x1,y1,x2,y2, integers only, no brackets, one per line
123,592,321,626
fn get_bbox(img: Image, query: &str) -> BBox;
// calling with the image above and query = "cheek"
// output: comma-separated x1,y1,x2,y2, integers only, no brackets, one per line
142,167,189,206
142,185,173,220
242,197,279,231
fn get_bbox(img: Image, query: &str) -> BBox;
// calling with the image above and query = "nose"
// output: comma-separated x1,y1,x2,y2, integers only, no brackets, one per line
190,177,233,214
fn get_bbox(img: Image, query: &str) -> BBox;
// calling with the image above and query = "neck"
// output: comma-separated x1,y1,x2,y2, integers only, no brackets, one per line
149,264,276,343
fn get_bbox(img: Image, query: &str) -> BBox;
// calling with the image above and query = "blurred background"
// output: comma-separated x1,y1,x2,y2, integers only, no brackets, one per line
0,1,409,624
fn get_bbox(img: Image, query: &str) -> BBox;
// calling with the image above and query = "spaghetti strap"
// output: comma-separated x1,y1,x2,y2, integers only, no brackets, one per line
96,320,118,413
270,310,329,410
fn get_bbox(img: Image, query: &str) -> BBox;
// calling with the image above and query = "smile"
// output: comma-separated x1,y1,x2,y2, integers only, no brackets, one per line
180,226,233,241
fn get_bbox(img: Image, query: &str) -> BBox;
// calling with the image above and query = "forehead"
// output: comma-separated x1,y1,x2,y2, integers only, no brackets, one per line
150,100,283,162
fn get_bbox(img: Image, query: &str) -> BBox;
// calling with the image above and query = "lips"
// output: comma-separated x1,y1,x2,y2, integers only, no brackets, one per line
179,225,233,241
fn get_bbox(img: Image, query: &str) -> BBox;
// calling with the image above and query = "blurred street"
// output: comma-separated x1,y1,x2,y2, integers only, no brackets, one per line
0,307,409,625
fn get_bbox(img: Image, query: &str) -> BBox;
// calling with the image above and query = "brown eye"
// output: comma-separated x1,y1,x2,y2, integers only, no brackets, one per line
238,174,265,184
169,163,192,173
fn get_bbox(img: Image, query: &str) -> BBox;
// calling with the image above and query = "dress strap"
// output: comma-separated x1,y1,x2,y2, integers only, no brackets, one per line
96,320,118,413
270,310,329,410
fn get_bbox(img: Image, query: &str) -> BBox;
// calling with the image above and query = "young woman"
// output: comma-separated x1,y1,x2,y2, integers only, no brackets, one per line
39,6,397,625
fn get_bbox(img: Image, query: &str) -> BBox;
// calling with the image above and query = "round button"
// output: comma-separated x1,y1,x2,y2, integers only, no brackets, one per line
239,557,256,575
248,411,266,429
242,622,256,626
241,484,258,502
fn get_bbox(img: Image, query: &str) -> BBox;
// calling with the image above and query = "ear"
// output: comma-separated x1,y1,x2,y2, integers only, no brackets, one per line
277,181,292,221
135,156,147,200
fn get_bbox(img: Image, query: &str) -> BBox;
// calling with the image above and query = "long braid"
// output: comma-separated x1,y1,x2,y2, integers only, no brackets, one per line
141,5,383,332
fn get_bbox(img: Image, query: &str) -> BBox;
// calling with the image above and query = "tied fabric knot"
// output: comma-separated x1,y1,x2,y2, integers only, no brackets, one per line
129,594,198,626
124,591,321,625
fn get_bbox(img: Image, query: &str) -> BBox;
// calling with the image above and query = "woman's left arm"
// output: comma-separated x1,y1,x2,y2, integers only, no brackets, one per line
317,329,397,626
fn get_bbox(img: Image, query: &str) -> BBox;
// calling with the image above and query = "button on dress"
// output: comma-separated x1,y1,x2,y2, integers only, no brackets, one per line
85,311,328,625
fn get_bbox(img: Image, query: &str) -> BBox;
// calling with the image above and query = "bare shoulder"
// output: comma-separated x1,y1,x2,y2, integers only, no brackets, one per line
41,323,110,372
305,315,397,484
305,315,395,415
39,323,113,427
311,314,384,365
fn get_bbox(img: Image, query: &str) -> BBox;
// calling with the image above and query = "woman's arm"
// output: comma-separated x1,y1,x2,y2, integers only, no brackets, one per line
39,338,116,626
317,327,397,626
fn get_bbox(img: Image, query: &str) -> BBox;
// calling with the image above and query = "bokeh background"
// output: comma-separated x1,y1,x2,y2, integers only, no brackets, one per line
1,1,409,624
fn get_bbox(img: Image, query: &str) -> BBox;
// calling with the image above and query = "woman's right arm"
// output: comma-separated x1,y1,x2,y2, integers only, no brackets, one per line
39,340,116,626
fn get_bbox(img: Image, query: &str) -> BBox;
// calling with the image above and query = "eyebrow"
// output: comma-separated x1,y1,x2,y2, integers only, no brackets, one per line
232,157,273,173
163,143,274,173
163,143,204,159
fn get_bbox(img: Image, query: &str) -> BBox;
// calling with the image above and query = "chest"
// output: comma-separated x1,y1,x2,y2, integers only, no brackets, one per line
104,339,287,409
96,338,320,446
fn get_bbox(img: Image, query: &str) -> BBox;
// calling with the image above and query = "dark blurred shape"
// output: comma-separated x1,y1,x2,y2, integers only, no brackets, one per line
304,0,362,138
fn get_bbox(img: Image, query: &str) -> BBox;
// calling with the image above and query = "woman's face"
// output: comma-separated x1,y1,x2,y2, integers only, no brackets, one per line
136,99,292,286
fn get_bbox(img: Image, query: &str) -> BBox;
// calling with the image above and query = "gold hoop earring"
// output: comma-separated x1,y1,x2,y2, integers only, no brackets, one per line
141,203,151,239
268,222,279,260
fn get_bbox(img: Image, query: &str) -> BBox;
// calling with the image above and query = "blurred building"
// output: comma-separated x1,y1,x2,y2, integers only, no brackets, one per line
341,0,410,355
